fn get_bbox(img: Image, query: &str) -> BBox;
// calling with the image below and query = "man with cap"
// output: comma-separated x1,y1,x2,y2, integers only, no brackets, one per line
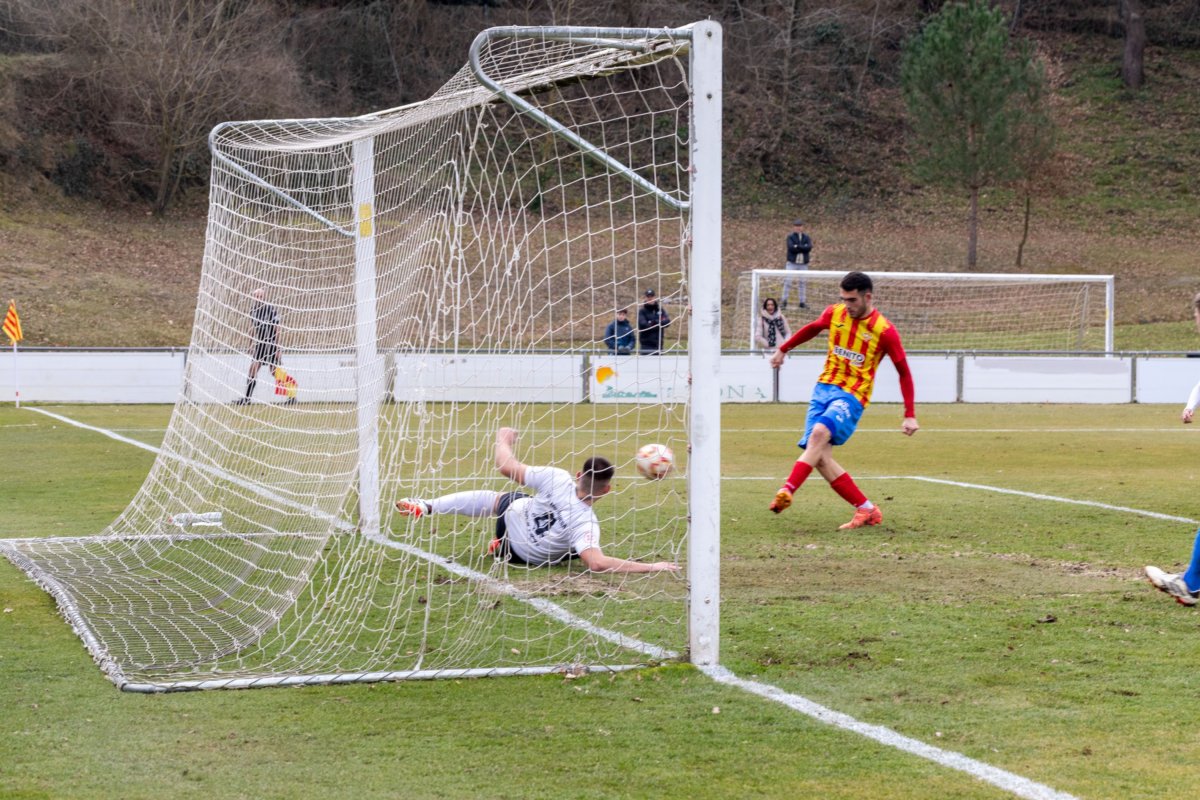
781,219,813,310
637,289,671,355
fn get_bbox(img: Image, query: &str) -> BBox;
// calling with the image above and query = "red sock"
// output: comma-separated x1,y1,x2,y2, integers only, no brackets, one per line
829,473,868,507
783,461,813,492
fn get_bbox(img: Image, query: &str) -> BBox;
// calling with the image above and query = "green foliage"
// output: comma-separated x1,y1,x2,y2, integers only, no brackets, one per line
901,1,1048,193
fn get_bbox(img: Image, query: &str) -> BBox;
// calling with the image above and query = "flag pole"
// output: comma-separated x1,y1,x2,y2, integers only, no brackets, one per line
11,339,18,408
4,299,21,407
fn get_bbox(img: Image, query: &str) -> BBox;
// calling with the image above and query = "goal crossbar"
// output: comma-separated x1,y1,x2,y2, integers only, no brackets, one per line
469,26,694,211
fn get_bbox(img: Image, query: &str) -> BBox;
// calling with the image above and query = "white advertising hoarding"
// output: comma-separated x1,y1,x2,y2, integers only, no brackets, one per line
963,357,1132,403
394,354,584,403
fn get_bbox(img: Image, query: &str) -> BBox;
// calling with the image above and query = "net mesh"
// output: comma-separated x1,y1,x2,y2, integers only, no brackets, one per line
2,28,697,690
736,270,1112,352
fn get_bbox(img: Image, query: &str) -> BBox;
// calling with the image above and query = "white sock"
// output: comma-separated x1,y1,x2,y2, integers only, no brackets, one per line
430,490,500,518
858,500,875,510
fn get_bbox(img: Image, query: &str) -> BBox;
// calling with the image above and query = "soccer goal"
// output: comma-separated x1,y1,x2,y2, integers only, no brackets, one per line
1,23,722,691
737,269,1114,352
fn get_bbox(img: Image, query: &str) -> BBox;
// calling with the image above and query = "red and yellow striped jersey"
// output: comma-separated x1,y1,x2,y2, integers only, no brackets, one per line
779,303,911,411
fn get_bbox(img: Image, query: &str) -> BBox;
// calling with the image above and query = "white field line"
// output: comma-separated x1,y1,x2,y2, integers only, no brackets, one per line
726,474,1200,524
11,408,1088,798
24,407,164,453
905,476,1199,525
30,422,1199,437
727,427,1194,433
702,666,1079,800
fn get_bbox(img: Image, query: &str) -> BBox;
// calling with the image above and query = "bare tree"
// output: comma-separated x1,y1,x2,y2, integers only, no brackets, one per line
1120,0,1145,90
1009,42,1062,268
9,0,305,213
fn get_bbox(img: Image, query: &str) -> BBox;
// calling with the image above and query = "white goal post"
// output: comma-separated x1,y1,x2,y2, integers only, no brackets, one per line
1,22,722,691
741,269,1114,353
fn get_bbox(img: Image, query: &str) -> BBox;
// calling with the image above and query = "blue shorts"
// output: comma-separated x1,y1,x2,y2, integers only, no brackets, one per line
799,383,864,449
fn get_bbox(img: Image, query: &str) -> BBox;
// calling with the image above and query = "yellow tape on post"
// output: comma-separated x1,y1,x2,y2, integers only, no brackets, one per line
358,203,373,237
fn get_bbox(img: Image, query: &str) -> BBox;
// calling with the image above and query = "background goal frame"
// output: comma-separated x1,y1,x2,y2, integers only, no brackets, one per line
746,269,1115,353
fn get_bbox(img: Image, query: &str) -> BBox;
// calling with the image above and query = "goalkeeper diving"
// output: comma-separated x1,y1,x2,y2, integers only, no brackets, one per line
395,427,680,574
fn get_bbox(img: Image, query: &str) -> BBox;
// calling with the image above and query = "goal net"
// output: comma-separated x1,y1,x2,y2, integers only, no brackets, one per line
735,270,1114,352
1,24,723,691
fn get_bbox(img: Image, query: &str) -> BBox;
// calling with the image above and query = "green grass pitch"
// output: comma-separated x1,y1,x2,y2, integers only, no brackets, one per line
1,402,1197,799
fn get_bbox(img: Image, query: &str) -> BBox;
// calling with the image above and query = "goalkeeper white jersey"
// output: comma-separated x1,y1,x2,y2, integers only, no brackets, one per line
505,467,601,565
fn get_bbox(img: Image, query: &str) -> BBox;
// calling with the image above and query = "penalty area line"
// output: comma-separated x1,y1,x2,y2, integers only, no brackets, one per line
723,475,1198,524
905,475,1198,525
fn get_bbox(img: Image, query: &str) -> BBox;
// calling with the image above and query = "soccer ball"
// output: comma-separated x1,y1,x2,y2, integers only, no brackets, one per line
635,443,674,480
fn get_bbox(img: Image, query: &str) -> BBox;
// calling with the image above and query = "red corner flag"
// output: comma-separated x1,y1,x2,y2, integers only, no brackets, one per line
3,300,21,344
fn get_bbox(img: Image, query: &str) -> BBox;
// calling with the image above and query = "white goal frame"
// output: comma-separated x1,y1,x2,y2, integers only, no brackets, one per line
748,269,1114,353
0,22,723,691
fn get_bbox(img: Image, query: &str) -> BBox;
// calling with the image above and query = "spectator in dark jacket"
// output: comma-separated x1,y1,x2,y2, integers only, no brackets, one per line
603,308,635,355
637,289,671,354
781,219,813,310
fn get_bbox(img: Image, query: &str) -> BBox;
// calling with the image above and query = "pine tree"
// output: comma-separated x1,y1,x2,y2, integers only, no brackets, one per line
901,0,1051,269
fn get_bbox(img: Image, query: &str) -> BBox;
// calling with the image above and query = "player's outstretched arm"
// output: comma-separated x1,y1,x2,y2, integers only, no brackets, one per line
495,427,528,484
1184,381,1200,423
579,547,679,574
770,308,833,368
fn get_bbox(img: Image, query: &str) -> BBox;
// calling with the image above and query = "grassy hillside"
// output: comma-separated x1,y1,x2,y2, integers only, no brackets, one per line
2,33,1200,349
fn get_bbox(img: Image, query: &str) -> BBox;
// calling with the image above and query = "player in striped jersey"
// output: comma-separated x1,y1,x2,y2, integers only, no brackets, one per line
767,271,919,529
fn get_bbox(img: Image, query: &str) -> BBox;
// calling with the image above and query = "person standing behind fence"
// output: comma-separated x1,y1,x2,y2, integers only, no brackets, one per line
781,219,812,311
236,287,293,406
755,297,791,351
638,289,671,354
604,307,635,355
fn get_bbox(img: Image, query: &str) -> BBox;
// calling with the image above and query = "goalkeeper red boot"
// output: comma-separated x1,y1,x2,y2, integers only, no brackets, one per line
839,504,883,530
395,499,430,519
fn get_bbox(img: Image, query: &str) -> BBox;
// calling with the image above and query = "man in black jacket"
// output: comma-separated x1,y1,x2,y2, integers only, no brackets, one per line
781,219,813,310
637,289,671,354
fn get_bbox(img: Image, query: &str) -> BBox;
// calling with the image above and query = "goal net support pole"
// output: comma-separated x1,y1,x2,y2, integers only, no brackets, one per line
687,21,722,667
353,137,382,541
